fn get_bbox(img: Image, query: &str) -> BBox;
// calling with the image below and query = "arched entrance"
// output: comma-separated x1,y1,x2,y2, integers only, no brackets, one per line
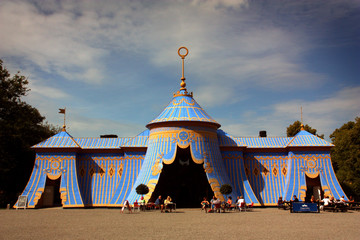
38,177,62,208
305,174,322,201
151,147,214,208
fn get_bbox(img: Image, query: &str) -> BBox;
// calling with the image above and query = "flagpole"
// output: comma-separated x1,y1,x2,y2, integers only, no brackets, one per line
59,108,66,130
63,107,66,129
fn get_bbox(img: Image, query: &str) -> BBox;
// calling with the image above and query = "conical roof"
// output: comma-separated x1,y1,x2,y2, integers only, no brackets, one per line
287,130,334,147
32,128,80,148
147,91,220,128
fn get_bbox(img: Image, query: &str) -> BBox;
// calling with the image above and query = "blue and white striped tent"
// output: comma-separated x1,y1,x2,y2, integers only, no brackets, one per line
15,51,346,208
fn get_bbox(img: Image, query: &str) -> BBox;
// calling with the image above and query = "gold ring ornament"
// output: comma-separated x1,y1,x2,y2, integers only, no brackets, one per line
178,46,189,59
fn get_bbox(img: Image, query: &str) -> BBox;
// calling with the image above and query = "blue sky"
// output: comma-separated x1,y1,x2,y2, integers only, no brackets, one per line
1,0,359,140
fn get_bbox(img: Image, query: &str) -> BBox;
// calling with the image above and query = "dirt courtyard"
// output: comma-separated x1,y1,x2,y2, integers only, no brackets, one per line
1,207,359,240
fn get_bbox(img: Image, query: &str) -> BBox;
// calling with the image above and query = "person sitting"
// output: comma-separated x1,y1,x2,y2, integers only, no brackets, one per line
164,196,174,212
155,195,164,213
201,197,210,213
335,195,347,211
347,196,355,208
277,196,284,208
310,195,316,203
323,196,331,205
237,195,246,211
133,199,139,211
226,196,233,210
213,197,221,212
320,195,331,211
210,196,216,211
139,196,146,211
292,195,299,202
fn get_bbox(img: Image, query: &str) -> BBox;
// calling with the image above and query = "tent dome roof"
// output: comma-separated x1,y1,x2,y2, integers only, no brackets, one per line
146,91,220,128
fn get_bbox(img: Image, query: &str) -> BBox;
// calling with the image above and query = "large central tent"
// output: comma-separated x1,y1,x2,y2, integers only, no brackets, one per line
16,47,346,208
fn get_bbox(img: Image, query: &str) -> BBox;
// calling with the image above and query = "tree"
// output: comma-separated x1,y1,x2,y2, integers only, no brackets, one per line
330,117,360,199
135,184,149,197
0,59,59,207
286,120,324,138
220,184,232,198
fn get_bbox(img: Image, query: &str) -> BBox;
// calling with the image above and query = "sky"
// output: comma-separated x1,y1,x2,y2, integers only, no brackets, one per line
1,0,359,141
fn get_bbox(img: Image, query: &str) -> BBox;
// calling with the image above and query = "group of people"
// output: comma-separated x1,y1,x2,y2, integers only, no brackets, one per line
123,194,355,213
277,194,355,210
155,195,175,213
277,195,299,208
276,195,299,209
320,195,354,210
201,195,248,213
121,195,175,213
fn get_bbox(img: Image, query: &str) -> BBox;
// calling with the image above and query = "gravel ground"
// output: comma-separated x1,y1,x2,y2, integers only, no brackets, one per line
1,208,359,240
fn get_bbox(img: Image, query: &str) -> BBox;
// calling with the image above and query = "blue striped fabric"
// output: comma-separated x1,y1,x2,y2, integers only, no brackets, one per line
218,130,332,148
148,95,220,126
33,130,149,149
32,130,80,148
287,131,333,147
238,137,293,148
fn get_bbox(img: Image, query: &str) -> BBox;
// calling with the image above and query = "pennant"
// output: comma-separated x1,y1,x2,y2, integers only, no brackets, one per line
59,108,66,114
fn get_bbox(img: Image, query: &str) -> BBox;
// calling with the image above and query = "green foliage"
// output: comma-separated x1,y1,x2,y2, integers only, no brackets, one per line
330,117,360,199
286,120,324,138
220,184,232,196
0,59,59,207
136,184,149,196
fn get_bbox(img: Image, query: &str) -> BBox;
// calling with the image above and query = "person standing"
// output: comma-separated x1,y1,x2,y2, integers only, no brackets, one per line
201,197,210,213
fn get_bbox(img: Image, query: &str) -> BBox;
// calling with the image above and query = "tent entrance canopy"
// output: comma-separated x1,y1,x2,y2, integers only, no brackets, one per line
150,146,214,208
38,177,62,208
306,174,322,201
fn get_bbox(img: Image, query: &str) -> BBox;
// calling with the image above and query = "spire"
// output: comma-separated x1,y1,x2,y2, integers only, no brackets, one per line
174,47,193,97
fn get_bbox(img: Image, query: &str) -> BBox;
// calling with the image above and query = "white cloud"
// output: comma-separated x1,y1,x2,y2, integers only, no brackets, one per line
194,84,242,107
191,0,249,10
273,86,360,137
219,86,360,139
0,1,107,84
0,0,324,93
29,81,69,99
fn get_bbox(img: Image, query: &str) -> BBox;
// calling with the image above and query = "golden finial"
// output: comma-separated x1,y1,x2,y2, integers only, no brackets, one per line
173,46,192,97
178,46,188,90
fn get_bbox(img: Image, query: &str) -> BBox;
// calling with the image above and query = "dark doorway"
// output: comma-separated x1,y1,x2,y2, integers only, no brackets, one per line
39,177,62,207
151,147,214,208
305,174,322,202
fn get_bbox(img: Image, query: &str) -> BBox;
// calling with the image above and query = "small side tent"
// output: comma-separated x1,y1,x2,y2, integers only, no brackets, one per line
16,129,84,208
14,128,148,208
